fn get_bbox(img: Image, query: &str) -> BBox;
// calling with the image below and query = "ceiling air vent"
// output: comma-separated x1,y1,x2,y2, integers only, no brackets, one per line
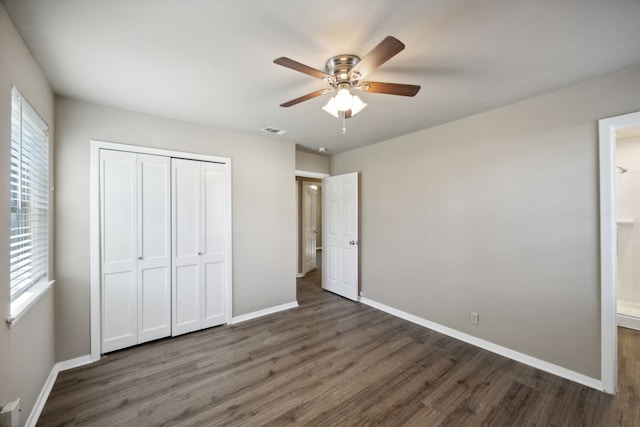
261,126,287,136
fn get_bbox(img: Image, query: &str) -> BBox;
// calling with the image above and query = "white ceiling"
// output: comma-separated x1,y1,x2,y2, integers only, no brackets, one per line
3,0,640,154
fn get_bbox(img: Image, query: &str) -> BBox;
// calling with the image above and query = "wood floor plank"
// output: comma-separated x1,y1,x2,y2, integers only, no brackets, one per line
38,263,640,426
422,350,514,424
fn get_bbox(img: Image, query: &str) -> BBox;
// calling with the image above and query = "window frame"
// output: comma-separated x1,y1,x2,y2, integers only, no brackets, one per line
8,87,53,326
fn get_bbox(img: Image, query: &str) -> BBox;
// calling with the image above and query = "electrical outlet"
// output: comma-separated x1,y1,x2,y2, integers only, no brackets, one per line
470,312,479,325
0,398,20,427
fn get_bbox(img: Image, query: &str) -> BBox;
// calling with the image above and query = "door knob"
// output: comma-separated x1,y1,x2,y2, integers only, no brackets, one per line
349,240,359,246
138,257,142,260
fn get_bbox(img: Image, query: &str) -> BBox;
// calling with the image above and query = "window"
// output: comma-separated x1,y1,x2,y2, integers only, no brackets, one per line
10,87,50,304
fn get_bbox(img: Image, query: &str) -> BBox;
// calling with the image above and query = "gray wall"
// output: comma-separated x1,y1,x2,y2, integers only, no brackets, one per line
0,4,56,423
331,66,640,379
295,152,327,274
55,97,297,361
296,151,329,174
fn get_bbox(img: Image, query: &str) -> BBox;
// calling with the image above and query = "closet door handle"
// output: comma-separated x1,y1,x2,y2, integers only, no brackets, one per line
198,252,202,256
138,256,142,260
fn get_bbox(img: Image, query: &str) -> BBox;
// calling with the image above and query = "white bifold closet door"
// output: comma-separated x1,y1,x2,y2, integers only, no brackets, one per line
100,150,171,353
172,158,228,336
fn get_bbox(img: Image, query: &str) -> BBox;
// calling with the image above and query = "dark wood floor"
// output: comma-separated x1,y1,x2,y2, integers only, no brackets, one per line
39,267,640,426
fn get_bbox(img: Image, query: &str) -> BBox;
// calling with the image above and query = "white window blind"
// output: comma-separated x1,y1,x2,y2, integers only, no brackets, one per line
10,87,50,302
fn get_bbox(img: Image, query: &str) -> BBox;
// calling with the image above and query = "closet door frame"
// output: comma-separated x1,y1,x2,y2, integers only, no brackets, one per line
90,140,232,361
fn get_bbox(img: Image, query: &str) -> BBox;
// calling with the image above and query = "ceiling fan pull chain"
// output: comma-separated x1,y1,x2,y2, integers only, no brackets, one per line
342,112,347,135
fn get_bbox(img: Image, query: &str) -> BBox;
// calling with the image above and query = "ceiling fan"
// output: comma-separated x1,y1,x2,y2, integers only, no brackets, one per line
274,36,421,125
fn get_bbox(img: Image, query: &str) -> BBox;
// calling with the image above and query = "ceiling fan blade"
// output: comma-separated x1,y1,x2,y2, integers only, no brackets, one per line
358,81,421,97
350,36,405,79
280,89,329,107
274,57,330,80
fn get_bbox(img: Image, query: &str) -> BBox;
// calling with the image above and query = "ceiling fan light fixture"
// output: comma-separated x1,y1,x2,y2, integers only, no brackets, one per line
333,88,354,112
322,98,339,118
350,95,367,116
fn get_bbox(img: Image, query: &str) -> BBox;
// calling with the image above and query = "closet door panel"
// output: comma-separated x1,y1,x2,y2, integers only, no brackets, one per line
140,155,171,261
138,154,171,343
101,150,137,353
102,272,137,352
203,262,225,327
172,159,202,336
174,160,200,258
202,163,227,327
174,265,200,334
101,151,136,269
203,165,227,254
139,266,171,342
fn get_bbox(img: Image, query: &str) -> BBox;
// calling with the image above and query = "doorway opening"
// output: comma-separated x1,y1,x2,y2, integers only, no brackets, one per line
614,125,640,330
299,178,322,276
599,111,640,395
295,171,328,303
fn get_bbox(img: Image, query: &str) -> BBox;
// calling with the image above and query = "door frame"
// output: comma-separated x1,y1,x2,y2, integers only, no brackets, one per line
90,140,232,361
295,170,328,278
599,110,640,394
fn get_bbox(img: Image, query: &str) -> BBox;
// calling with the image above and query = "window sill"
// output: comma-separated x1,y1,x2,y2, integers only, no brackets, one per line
7,280,55,327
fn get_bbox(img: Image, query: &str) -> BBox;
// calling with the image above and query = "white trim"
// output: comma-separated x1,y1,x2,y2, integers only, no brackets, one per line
230,301,298,324
90,140,233,361
55,354,94,372
295,170,329,179
618,314,640,331
225,161,233,325
94,140,231,164
25,366,57,427
25,355,93,427
618,299,640,317
7,281,54,327
360,297,604,392
90,142,101,361
598,110,640,395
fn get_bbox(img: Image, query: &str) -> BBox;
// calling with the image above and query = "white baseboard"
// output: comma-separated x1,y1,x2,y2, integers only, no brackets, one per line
618,313,640,331
359,297,604,392
25,365,58,427
231,301,299,324
26,355,94,427
55,354,94,372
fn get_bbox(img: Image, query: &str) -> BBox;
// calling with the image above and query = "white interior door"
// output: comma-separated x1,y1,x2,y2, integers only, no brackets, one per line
101,151,172,352
172,158,202,336
302,182,318,274
201,162,228,328
101,150,138,352
137,154,171,343
322,172,359,301
172,158,228,335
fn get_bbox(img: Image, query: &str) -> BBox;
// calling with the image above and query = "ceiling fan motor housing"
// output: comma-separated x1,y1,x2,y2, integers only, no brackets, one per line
325,55,361,85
